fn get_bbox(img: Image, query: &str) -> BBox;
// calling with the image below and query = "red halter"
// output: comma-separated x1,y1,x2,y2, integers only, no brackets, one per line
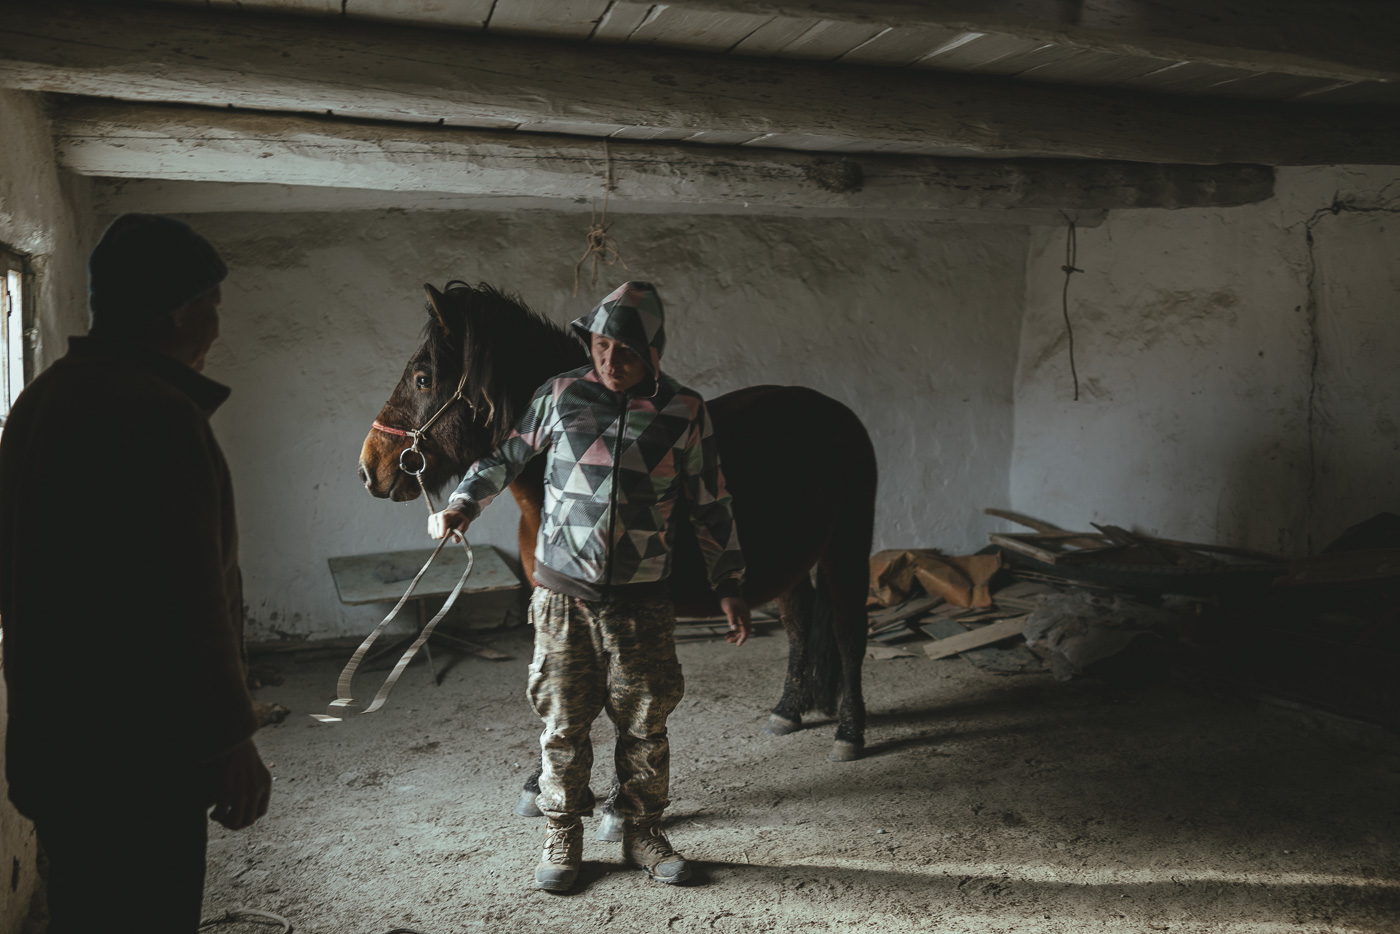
370,372,472,479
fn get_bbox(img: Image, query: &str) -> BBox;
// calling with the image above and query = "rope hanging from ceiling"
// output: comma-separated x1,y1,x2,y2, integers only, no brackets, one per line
1060,213,1083,402
573,140,629,297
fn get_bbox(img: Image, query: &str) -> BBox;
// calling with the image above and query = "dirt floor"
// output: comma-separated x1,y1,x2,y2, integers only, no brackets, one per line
206,621,1400,934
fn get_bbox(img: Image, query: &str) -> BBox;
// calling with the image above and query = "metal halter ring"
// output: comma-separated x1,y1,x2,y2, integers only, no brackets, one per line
398,443,427,477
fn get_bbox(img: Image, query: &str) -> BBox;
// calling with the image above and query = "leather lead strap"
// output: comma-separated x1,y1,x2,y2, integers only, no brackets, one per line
314,372,478,723
310,536,474,722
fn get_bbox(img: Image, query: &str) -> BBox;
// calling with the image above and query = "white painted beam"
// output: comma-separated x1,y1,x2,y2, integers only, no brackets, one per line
55,102,1274,217
88,179,1108,226
3,3,1398,165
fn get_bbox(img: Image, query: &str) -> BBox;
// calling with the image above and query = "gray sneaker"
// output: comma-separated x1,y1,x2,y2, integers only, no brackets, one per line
535,819,583,891
623,819,690,884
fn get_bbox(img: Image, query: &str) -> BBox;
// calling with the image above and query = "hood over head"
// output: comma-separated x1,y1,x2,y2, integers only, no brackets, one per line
570,281,665,378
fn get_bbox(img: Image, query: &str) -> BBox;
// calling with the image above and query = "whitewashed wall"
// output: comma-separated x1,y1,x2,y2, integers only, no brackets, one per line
1011,166,1400,556
0,91,94,367
0,89,95,934
174,211,1027,641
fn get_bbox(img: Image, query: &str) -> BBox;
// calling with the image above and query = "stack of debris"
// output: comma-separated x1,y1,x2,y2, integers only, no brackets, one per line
864,509,1400,727
864,508,1280,682
867,574,1052,674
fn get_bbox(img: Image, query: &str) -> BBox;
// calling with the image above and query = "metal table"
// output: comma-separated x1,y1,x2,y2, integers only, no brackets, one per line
327,543,522,682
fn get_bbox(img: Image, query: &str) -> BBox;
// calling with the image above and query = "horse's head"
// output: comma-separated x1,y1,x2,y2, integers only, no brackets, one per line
358,281,583,503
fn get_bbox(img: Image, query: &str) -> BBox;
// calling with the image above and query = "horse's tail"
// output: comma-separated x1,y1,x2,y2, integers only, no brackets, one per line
801,568,842,716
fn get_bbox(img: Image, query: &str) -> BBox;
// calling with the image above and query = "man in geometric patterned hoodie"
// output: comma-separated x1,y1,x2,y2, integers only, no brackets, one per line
428,281,751,891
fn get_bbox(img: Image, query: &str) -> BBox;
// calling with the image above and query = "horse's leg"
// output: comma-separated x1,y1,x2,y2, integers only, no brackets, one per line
515,765,544,817
517,760,604,819
765,574,816,736
820,544,870,762
596,772,624,842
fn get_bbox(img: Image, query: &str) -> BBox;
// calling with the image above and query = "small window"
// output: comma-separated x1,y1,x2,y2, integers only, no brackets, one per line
0,247,32,425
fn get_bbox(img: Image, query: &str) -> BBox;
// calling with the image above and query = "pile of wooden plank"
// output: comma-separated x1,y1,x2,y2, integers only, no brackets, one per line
866,579,1058,672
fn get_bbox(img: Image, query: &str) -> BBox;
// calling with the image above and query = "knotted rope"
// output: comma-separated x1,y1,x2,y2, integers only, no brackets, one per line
573,140,629,296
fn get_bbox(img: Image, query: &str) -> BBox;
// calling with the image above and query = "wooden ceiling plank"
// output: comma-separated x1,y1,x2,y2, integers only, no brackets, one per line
1299,82,1400,105
159,0,1400,84
727,16,822,56
916,33,1048,71
680,130,767,145
7,4,1400,165
964,42,1072,77
769,20,889,60
609,126,698,140
167,0,339,15
1207,72,1345,101
836,24,968,66
608,0,1400,83
824,139,926,154
514,119,632,136
590,2,656,42
155,0,498,28
353,0,496,29
1008,49,1167,85
624,6,774,51
740,132,867,151
1120,61,1260,95
486,0,613,38
54,101,1278,216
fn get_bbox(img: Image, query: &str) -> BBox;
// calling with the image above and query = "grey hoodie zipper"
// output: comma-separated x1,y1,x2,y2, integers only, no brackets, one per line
601,387,628,601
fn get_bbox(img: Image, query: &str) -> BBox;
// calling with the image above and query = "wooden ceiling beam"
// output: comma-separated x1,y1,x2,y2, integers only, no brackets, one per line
664,0,1400,82
3,3,1398,164
53,101,1276,217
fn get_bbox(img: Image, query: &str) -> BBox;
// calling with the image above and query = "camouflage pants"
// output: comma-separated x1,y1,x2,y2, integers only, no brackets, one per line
527,585,684,822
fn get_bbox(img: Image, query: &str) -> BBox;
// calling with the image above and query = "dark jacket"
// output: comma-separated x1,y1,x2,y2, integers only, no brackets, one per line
448,283,745,601
0,337,256,814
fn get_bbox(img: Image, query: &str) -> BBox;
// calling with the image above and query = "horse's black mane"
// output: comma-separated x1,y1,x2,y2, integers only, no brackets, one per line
422,281,587,448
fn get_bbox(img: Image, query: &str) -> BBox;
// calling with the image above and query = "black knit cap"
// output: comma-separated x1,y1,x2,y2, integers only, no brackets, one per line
88,214,228,337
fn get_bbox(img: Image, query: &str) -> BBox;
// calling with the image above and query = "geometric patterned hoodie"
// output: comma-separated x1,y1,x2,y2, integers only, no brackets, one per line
447,281,746,602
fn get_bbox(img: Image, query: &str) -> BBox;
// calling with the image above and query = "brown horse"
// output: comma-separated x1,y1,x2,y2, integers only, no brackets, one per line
358,282,877,764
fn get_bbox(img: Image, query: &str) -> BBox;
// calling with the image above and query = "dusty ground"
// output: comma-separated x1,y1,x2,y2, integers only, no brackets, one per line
207,623,1400,934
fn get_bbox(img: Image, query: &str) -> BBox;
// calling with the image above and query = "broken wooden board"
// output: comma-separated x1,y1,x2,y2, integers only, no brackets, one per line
945,608,1028,625
984,508,1106,549
1284,549,1400,585
866,644,926,661
868,595,945,628
986,507,1286,565
922,617,1028,660
1008,568,1121,588
992,580,1063,601
990,595,1045,612
989,531,1123,564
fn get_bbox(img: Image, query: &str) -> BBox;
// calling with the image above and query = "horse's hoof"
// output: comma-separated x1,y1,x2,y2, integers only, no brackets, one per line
596,812,625,842
765,714,802,736
828,740,863,762
514,788,543,818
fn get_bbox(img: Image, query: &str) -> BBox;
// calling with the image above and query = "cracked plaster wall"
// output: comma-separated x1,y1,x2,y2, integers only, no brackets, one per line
1011,166,1400,556
0,89,96,934
175,211,1026,642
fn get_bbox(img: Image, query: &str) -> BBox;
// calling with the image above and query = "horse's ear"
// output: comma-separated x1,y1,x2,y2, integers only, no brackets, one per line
423,283,452,333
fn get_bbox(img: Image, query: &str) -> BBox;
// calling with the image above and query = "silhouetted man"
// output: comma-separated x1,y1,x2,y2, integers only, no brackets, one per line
0,214,271,932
